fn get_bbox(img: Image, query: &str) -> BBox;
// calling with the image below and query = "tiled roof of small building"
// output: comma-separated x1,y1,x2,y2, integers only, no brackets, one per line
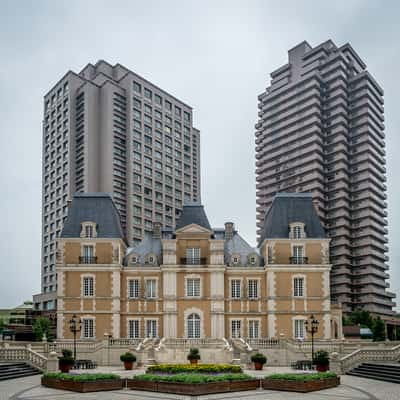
124,233,162,264
225,232,260,266
60,193,125,240
258,193,326,245
175,202,212,231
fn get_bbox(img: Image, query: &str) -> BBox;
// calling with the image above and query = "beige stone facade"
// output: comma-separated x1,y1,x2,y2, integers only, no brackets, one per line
57,194,339,342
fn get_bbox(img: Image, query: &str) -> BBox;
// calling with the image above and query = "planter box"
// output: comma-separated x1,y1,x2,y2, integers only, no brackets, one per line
262,377,340,393
127,379,259,395
41,377,124,393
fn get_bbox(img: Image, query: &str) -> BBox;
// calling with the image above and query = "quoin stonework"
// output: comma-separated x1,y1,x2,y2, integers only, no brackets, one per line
255,40,395,317
56,192,342,349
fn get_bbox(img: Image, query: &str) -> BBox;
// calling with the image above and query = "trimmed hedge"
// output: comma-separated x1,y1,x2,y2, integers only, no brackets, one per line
266,372,337,381
43,373,120,382
133,373,254,384
146,364,243,374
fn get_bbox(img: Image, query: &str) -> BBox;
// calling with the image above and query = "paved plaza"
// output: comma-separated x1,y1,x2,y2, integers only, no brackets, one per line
0,367,398,400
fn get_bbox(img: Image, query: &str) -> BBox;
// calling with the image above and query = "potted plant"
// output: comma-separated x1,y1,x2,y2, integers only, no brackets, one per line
58,349,74,373
251,353,267,370
313,350,329,372
187,348,201,365
120,352,136,370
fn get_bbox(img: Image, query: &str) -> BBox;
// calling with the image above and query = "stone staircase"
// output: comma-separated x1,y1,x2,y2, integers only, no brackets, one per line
0,362,41,381
347,363,400,384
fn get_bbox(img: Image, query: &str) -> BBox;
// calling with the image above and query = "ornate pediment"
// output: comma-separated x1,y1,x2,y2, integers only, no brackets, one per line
175,223,212,235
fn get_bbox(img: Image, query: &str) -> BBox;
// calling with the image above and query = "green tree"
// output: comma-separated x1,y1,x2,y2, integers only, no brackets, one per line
345,310,374,329
32,317,53,342
372,316,386,342
0,318,5,332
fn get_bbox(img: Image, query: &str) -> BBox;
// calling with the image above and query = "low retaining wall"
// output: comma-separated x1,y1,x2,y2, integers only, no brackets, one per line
262,377,340,393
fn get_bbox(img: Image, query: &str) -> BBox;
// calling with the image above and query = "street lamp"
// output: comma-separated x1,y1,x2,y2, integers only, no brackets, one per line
69,314,81,362
305,314,319,363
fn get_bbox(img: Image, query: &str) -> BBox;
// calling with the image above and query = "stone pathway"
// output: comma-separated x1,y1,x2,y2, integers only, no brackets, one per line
1,371,398,400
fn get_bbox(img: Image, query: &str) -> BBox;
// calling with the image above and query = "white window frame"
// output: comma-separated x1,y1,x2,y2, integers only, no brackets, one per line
80,243,96,264
293,318,306,340
145,319,158,338
186,277,201,297
231,319,242,338
128,278,140,299
82,275,95,297
128,319,140,339
290,222,305,239
248,319,260,339
145,278,157,299
82,317,95,339
230,279,241,299
291,244,305,264
80,221,97,238
186,247,201,265
231,254,240,265
247,279,259,299
293,276,305,297
187,313,201,338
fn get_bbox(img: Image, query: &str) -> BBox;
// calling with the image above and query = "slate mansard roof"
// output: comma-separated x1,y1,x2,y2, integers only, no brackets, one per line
61,193,125,240
258,192,326,245
175,202,212,231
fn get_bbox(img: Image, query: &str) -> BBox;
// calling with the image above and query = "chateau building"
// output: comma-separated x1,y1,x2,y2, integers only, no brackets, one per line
57,192,341,344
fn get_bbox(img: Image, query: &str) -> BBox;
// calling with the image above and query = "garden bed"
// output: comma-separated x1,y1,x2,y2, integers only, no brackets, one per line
127,373,259,395
41,373,124,393
262,372,340,393
146,363,242,374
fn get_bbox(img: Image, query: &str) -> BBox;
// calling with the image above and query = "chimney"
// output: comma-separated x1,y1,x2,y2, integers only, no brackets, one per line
224,222,234,240
153,222,162,238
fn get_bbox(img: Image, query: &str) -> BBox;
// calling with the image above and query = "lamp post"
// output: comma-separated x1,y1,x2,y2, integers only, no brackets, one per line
69,314,81,362
305,314,319,363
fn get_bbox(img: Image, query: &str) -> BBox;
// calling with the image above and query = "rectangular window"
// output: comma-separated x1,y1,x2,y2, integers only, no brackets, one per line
295,319,305,339
293,277,304,297
248,320,259,339
85,225,93,238
128,279,140,299
292,246,304,264
133,81,141,93
82,245,94,264
186,248,201,265
248,279,259,299
231,320,241,338
83,277,94,296
128,320,139,339
146,320,157,338
293,226,302,239
83,319,94,338
231,280,241,299
187,278,200,297
145,279,157,298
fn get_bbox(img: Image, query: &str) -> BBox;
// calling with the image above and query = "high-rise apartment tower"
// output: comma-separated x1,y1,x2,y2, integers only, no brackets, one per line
34,60,201,310
255,40,395,316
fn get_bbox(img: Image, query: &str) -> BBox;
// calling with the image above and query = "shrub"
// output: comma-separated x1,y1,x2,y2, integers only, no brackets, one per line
313,350,329,365
133,373,254,384
58,349,74,366
250,353,267,365
146,364,242,374
32,316,54,342
44,373,120,381
187,348,201,361
266,372,337,381
120,352,137,362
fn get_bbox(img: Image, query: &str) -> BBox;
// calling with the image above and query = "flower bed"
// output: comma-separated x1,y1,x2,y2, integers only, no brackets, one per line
146,364,243,374
127,373,259,395
262,372,340,393
41,373,123,393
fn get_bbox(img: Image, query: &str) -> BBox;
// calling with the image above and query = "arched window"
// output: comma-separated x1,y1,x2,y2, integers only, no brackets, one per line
187,313,201,338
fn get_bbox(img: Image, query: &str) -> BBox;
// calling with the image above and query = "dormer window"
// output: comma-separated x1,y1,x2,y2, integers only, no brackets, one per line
147,254,157,265
80,221,97,238
130,255,139,265
231,255,240,265
248,254,258,266
289,223,305,239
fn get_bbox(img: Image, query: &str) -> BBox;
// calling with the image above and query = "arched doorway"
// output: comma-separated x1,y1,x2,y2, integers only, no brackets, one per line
187,313,201,338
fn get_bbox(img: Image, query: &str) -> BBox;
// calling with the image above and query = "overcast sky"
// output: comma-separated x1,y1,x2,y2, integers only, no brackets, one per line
0,0,399,309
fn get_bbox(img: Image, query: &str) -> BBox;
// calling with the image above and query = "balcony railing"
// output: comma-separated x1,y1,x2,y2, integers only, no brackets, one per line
79,256,97,264
180,257,207,265
289,257,308,264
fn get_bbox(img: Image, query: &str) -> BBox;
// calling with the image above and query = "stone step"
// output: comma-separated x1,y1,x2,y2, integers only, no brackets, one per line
0,362,41,381
347,362,400,384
